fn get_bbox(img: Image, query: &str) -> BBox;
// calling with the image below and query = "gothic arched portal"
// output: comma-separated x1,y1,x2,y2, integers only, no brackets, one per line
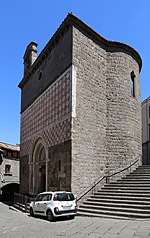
32,139,46,194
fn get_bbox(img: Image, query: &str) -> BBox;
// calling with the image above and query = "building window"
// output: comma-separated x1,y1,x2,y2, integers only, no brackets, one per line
13,152,18,158
3,150,7,157
8,151,12,158
5,164,11,174
38,71,42,80
130,71,135,97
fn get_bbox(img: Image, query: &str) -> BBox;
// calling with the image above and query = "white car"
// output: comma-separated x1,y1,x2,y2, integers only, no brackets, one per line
29,191,77,221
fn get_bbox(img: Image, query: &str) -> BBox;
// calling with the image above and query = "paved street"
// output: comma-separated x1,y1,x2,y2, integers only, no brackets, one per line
1,202,150,238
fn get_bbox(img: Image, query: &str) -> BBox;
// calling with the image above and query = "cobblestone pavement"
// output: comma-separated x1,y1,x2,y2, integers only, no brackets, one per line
1,202,150,238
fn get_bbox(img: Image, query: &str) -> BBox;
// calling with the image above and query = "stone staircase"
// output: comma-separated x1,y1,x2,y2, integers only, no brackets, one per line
77,165,150,219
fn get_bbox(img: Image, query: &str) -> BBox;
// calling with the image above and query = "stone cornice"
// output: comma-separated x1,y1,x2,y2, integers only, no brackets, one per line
18,13,142,89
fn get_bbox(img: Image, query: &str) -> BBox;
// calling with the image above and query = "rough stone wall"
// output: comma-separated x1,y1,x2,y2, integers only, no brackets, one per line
20,155,29,194
71,26,142,195
142,97,150,164
106,52,142,173
71,27,107,195
47,141,71,191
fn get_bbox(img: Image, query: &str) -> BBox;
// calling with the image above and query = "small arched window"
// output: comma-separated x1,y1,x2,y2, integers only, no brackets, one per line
130,71,136,97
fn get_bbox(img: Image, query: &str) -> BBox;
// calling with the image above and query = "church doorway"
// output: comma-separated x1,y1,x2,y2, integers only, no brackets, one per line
39,163,46,192
32,141,47,194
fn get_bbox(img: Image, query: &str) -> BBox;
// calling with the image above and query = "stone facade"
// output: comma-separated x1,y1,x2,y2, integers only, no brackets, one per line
71,26,142,194
106,52,141,169
142,96,150,165
19,13,142,196
0,142,20,200
20,68,72,195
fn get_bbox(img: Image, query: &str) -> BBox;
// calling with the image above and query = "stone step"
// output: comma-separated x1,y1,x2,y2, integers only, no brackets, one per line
102,185,150,190
78,165,150,219
87,197,150,205
94,191,150,197
134,166,150,169
91,193,150,200
134,165,150,171
119,179,150,183
125,175,150,178
134,170,150,173
79,204,150,214
99,188,150,193
77,208,150,219
83,200,150,209
104,183,150,187
138,165,150,168
132,173,150,176
77,211,138,220
80,204,150,215
127,174,150,177
131,171,150,174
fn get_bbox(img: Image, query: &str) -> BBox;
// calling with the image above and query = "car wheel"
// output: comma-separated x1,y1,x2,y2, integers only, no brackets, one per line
30,208,34,217
46,210,55,222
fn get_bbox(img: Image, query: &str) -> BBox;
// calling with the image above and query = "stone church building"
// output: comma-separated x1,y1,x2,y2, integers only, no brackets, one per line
18,13,142,196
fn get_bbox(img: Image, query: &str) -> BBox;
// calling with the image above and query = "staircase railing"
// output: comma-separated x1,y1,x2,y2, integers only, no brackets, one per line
105,154,142,184
76,154,142,202
13,193,35,212
76,175,105,202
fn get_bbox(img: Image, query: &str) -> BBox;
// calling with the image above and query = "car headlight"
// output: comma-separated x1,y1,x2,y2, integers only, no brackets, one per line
54,207,59,214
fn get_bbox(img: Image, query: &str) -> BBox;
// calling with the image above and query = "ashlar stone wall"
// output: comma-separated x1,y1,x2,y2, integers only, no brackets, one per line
72,27,107,195
71,26,142,195
106,52,142,172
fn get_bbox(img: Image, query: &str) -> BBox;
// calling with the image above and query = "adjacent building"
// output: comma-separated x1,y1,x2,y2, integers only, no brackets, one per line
0,142,20,200
142,96,150,165
18,13,142,196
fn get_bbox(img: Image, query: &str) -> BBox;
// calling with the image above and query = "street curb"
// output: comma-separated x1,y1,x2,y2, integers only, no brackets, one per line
9,206,19,212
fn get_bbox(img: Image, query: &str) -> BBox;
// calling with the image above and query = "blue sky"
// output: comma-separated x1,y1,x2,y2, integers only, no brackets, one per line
0,0,149,145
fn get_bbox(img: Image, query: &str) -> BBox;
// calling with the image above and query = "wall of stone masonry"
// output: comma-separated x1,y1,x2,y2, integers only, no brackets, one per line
71,27,107,195
47,140,71,191
0,158,20,195
20,155,29,194
142,97,150,165
71,26,142,195
106,52,142,173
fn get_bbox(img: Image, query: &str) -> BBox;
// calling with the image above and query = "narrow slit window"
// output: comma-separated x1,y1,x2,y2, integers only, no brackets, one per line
130,71,135,97
59,160,61,171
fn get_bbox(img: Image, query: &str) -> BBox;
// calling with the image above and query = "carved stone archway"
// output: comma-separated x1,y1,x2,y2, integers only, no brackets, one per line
31,139,47,194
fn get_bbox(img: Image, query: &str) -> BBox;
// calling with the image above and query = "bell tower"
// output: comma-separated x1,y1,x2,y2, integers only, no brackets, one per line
23,41,38,76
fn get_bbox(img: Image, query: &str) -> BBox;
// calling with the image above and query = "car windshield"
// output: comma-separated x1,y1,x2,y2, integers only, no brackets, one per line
54,193,75,201
35,193,52,201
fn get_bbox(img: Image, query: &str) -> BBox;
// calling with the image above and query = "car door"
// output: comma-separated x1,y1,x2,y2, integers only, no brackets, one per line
33,194,43,215
39,194,52,215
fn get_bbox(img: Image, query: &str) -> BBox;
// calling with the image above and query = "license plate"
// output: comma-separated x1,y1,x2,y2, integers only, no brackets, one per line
62,205,71,210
